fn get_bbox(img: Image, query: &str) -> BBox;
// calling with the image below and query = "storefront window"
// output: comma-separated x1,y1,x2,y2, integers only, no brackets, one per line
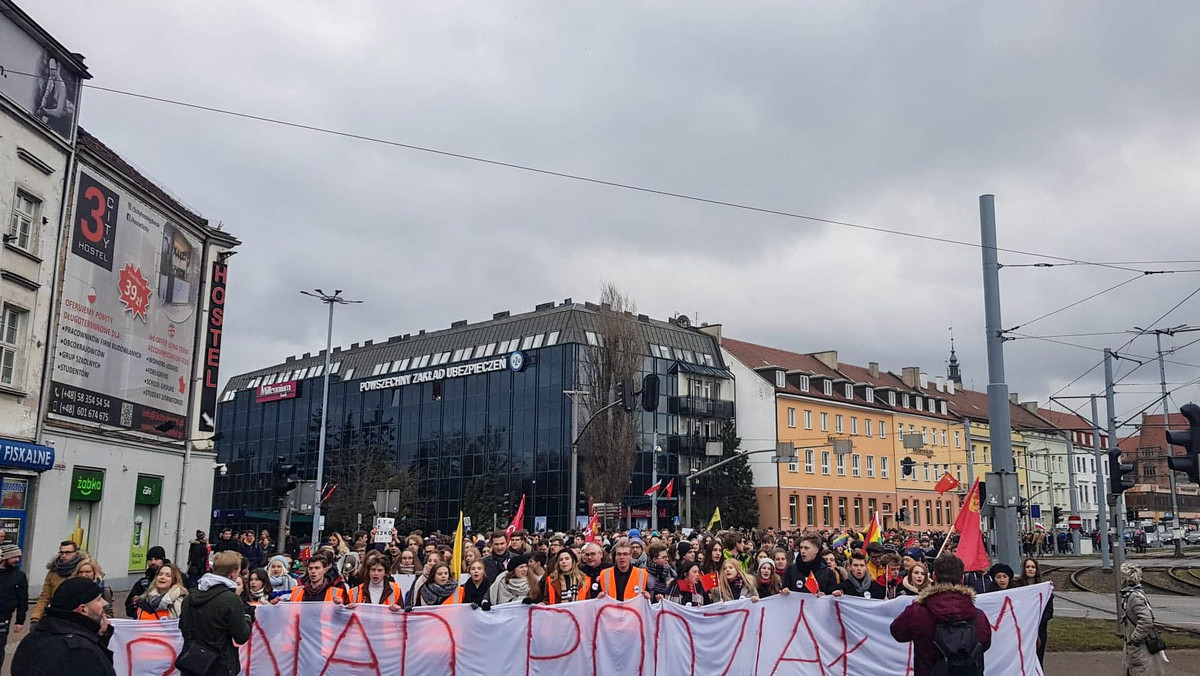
1,478,27,510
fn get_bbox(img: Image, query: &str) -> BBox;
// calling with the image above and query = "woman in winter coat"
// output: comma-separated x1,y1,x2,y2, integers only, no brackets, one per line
415,563,458,606
70,557,114,618
666,562,707,607
542,549,594,604
459,560,492,606
134,563,187,620
1119,563,1163,676
985,563,1015,593
265,556,296,597
391,549,418,576
1017,557,1053,667
709,558,759,603
899,562,931,596
755,559,785,599
488,555,540,606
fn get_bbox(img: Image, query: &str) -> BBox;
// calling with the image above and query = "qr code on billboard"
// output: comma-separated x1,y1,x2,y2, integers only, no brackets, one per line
120,402,133,427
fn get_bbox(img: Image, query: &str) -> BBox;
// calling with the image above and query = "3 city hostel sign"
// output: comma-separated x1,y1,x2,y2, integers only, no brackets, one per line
358,351,526,393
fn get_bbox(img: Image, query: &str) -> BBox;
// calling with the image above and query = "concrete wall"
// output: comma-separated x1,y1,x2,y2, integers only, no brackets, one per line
722,347,779,528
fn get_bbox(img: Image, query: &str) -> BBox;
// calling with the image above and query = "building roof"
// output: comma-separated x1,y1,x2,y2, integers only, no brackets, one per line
1128,413,1188,451
1,0,90,77
1037,409,1106,436
223,302,728,393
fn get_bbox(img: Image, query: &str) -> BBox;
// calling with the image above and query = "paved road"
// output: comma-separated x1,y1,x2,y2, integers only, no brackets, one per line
1057,590,1200,628
1049,649,1200,674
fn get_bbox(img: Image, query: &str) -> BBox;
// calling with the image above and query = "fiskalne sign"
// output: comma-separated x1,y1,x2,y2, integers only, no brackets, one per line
359,354,518,392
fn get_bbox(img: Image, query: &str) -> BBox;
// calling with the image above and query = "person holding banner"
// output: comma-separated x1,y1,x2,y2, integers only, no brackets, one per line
265,556,296,595
456,560,492,606
833,551,886,599
246,569,271,605
710,558,759,603
133,564,187,620
414,563,458,606
543,549,596,604
345,557,404,606
596,538,650,601
666,562,708,606
782,535,836,596
489,556,540,605
277,556,343,603
483,531,512,582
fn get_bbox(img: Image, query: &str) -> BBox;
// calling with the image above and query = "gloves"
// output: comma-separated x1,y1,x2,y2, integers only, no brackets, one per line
522,597,536,605
479,599,491,611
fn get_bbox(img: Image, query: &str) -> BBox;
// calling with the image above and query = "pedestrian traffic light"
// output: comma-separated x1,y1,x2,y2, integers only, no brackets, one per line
900,457,916,477
641,374,660,412
1053,506,1063,524
272,456,298,498
1166,403,1200,484
577,491,589,516
1108,448,1136,495
616,379,636,412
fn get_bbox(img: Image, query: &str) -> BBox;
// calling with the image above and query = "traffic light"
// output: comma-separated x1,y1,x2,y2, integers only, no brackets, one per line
502,492,512,518
577,491,589,516
272,456,298,498
900,457,916,477
1166,403,1200,484
1108,448,1136,495
641,374,660,412
616,379,636,412
1053,506,1063,524
897,507,909,523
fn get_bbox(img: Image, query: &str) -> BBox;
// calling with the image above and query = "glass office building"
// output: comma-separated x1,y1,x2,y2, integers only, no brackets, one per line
212,300,735,535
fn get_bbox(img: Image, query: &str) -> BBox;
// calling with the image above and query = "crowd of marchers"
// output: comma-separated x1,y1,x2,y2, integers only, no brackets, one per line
0,523,1082,676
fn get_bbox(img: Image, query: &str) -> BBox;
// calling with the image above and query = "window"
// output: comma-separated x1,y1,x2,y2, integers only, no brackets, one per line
888,391,896,406
881,456,889,479
531,334,545,349
852,454,861,477
585,331,600,346
879,421,886,438
789,496,798,526
806,496,815,526
398,358,410,371
902,394,910,408
0,306,24,385
864,387,874,402
835,415,843,433
845,383,854,399
970,445,978,464
940,401,948,415
941,430,948,446
820,412,828,432
775,371,786,388
866,455,875,478
788,460,798,473
853,498,862,526
823,380,833,396
822,497,832,526
837,454,846,476
869,498,877,517
945,502,952,524
484,343,497,356
915,396,923,410
936,501,943,526
798,375,810,391
520,336,536,350
821,451,830,475
923,463,930,482
925,501,933,526
546,331,560,346
921,427,928,443
804,410,812,430
805,449,814,473
787,407,796,428
850,417,859,435
9,192,38,252
913,501,920,526
342,368,354,380
418,355,431,368
838,498,848,526
956,465,962,483
955,431,962,448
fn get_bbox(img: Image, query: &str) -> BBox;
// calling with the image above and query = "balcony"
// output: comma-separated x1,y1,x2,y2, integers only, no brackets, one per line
667,434,723,457
668,395,734,419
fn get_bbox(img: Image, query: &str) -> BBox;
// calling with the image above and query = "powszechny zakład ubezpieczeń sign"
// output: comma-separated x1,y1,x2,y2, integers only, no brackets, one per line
48,164,204,437
357,352,524,392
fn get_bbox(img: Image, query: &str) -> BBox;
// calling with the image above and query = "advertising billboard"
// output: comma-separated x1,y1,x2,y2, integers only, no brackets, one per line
257,380,300,403
48,164,204,437
0,12,81,140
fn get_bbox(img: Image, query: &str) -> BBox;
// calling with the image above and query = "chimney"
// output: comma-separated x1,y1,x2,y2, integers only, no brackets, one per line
1022,401,1038,413
868,362,880,378
935,376,945,392
947,380,956,395
699,323,723,342
901,367,920,388
303,352,311,359
812,350,838,370
1009,393,1019,404
493,311,510,320
919,371,929,388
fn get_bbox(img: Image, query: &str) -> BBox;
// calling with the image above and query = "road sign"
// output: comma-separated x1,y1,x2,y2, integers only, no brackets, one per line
1069,515,1082,530
1030,504,1042,519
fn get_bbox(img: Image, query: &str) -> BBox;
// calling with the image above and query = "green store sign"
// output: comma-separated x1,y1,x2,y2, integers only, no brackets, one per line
135,476,162,506
70,468,104,502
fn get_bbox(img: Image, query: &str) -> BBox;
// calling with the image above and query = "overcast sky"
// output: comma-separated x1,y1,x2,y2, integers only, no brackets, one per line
36,1,1200,427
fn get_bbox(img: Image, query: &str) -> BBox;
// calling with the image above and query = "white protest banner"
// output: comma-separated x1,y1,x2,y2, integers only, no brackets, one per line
109,582,1050,676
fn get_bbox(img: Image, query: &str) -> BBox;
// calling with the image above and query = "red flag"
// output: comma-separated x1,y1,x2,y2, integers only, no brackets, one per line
951,480,990,572
701,572,719,592
583,512,600,543
903,536,917,549
505,494,526,536
664,478,675,499
935,472,961,496
804,572,820,594
643,479,663,497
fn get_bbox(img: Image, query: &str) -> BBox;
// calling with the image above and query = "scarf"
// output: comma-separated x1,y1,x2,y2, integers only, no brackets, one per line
790,556,827,581
53,553,81,578
420,580,457,606
647,562,674,596
301,575,331,598
269,572,295,591
198,573,238,591
631,553,648,569
250,587,270,603
846,574,874,596
501,572,530,598
395,564,416,575
902,576,924,595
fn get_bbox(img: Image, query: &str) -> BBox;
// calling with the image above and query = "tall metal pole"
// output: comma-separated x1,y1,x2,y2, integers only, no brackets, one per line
979,194,1020,568
1105,350,1126,593
1156,333,1184,556
311,300,335,552
650,430,659,532
685,476,692,529
565,391,583,530
963,419,975,487
1092,396,1111,571
1066,433,1081,555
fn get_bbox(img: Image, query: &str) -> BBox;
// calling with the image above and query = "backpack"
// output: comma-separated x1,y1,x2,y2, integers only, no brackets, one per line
930,618,985,676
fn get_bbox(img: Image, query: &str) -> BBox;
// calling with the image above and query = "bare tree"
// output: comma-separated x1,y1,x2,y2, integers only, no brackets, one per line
578,282,642,506
323,440,423,535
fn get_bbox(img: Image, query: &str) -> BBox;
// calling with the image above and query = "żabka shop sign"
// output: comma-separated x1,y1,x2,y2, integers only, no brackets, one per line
256,380,299,403
359,354,516,392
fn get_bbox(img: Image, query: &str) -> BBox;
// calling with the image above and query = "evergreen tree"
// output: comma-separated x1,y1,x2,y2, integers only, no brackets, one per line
693,420,759,530
461,464,509,535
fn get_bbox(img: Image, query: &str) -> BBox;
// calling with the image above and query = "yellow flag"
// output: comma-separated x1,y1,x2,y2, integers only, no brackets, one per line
451,511,464,581
708,506,721,530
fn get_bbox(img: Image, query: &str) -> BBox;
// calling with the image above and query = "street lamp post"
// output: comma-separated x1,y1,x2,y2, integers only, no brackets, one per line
301,289,362,552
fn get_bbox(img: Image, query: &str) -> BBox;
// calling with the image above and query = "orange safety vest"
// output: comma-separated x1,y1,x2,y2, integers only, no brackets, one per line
597,567,647,601
346,581,403,605
545,575,593,605
289,584,344,603
136,607,170,621
442,587,464,605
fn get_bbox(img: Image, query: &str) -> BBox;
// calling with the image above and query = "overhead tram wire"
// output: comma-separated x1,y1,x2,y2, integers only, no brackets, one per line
1003,273,1146,334
0,65,1192,277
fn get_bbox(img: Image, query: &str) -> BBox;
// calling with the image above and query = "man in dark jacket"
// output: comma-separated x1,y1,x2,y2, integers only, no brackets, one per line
482,531,511,582
832,551,885,599
0,544,28,671
890,555,992,676
782,535,837,595
11,577,115,676
178,549,252,676
187,530,211,583
125,545,168,617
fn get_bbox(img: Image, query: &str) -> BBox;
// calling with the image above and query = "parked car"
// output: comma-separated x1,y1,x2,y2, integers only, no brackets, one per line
1183,530,1200,545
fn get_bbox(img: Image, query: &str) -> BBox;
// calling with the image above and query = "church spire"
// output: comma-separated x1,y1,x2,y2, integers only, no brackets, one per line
948,327,962,386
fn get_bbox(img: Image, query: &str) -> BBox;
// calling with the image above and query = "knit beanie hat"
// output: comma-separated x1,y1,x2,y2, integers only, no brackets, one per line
147,546,167,561
507,555,529,574
51,577,102,610
988,563,1015,579
676,541,692,558
0,544,20,561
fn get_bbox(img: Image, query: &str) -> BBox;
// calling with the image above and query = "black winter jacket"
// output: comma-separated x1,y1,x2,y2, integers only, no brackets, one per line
177,578,252,676
124,568,157,618
10,609,115,676
0,565,28,624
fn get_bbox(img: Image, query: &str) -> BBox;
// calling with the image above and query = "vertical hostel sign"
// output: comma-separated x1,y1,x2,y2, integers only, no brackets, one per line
48,164,203,438
198,262,226,432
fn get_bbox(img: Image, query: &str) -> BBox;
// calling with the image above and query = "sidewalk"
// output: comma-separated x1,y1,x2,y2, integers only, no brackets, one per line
1048,650,1200,674
1057,591,1200,628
